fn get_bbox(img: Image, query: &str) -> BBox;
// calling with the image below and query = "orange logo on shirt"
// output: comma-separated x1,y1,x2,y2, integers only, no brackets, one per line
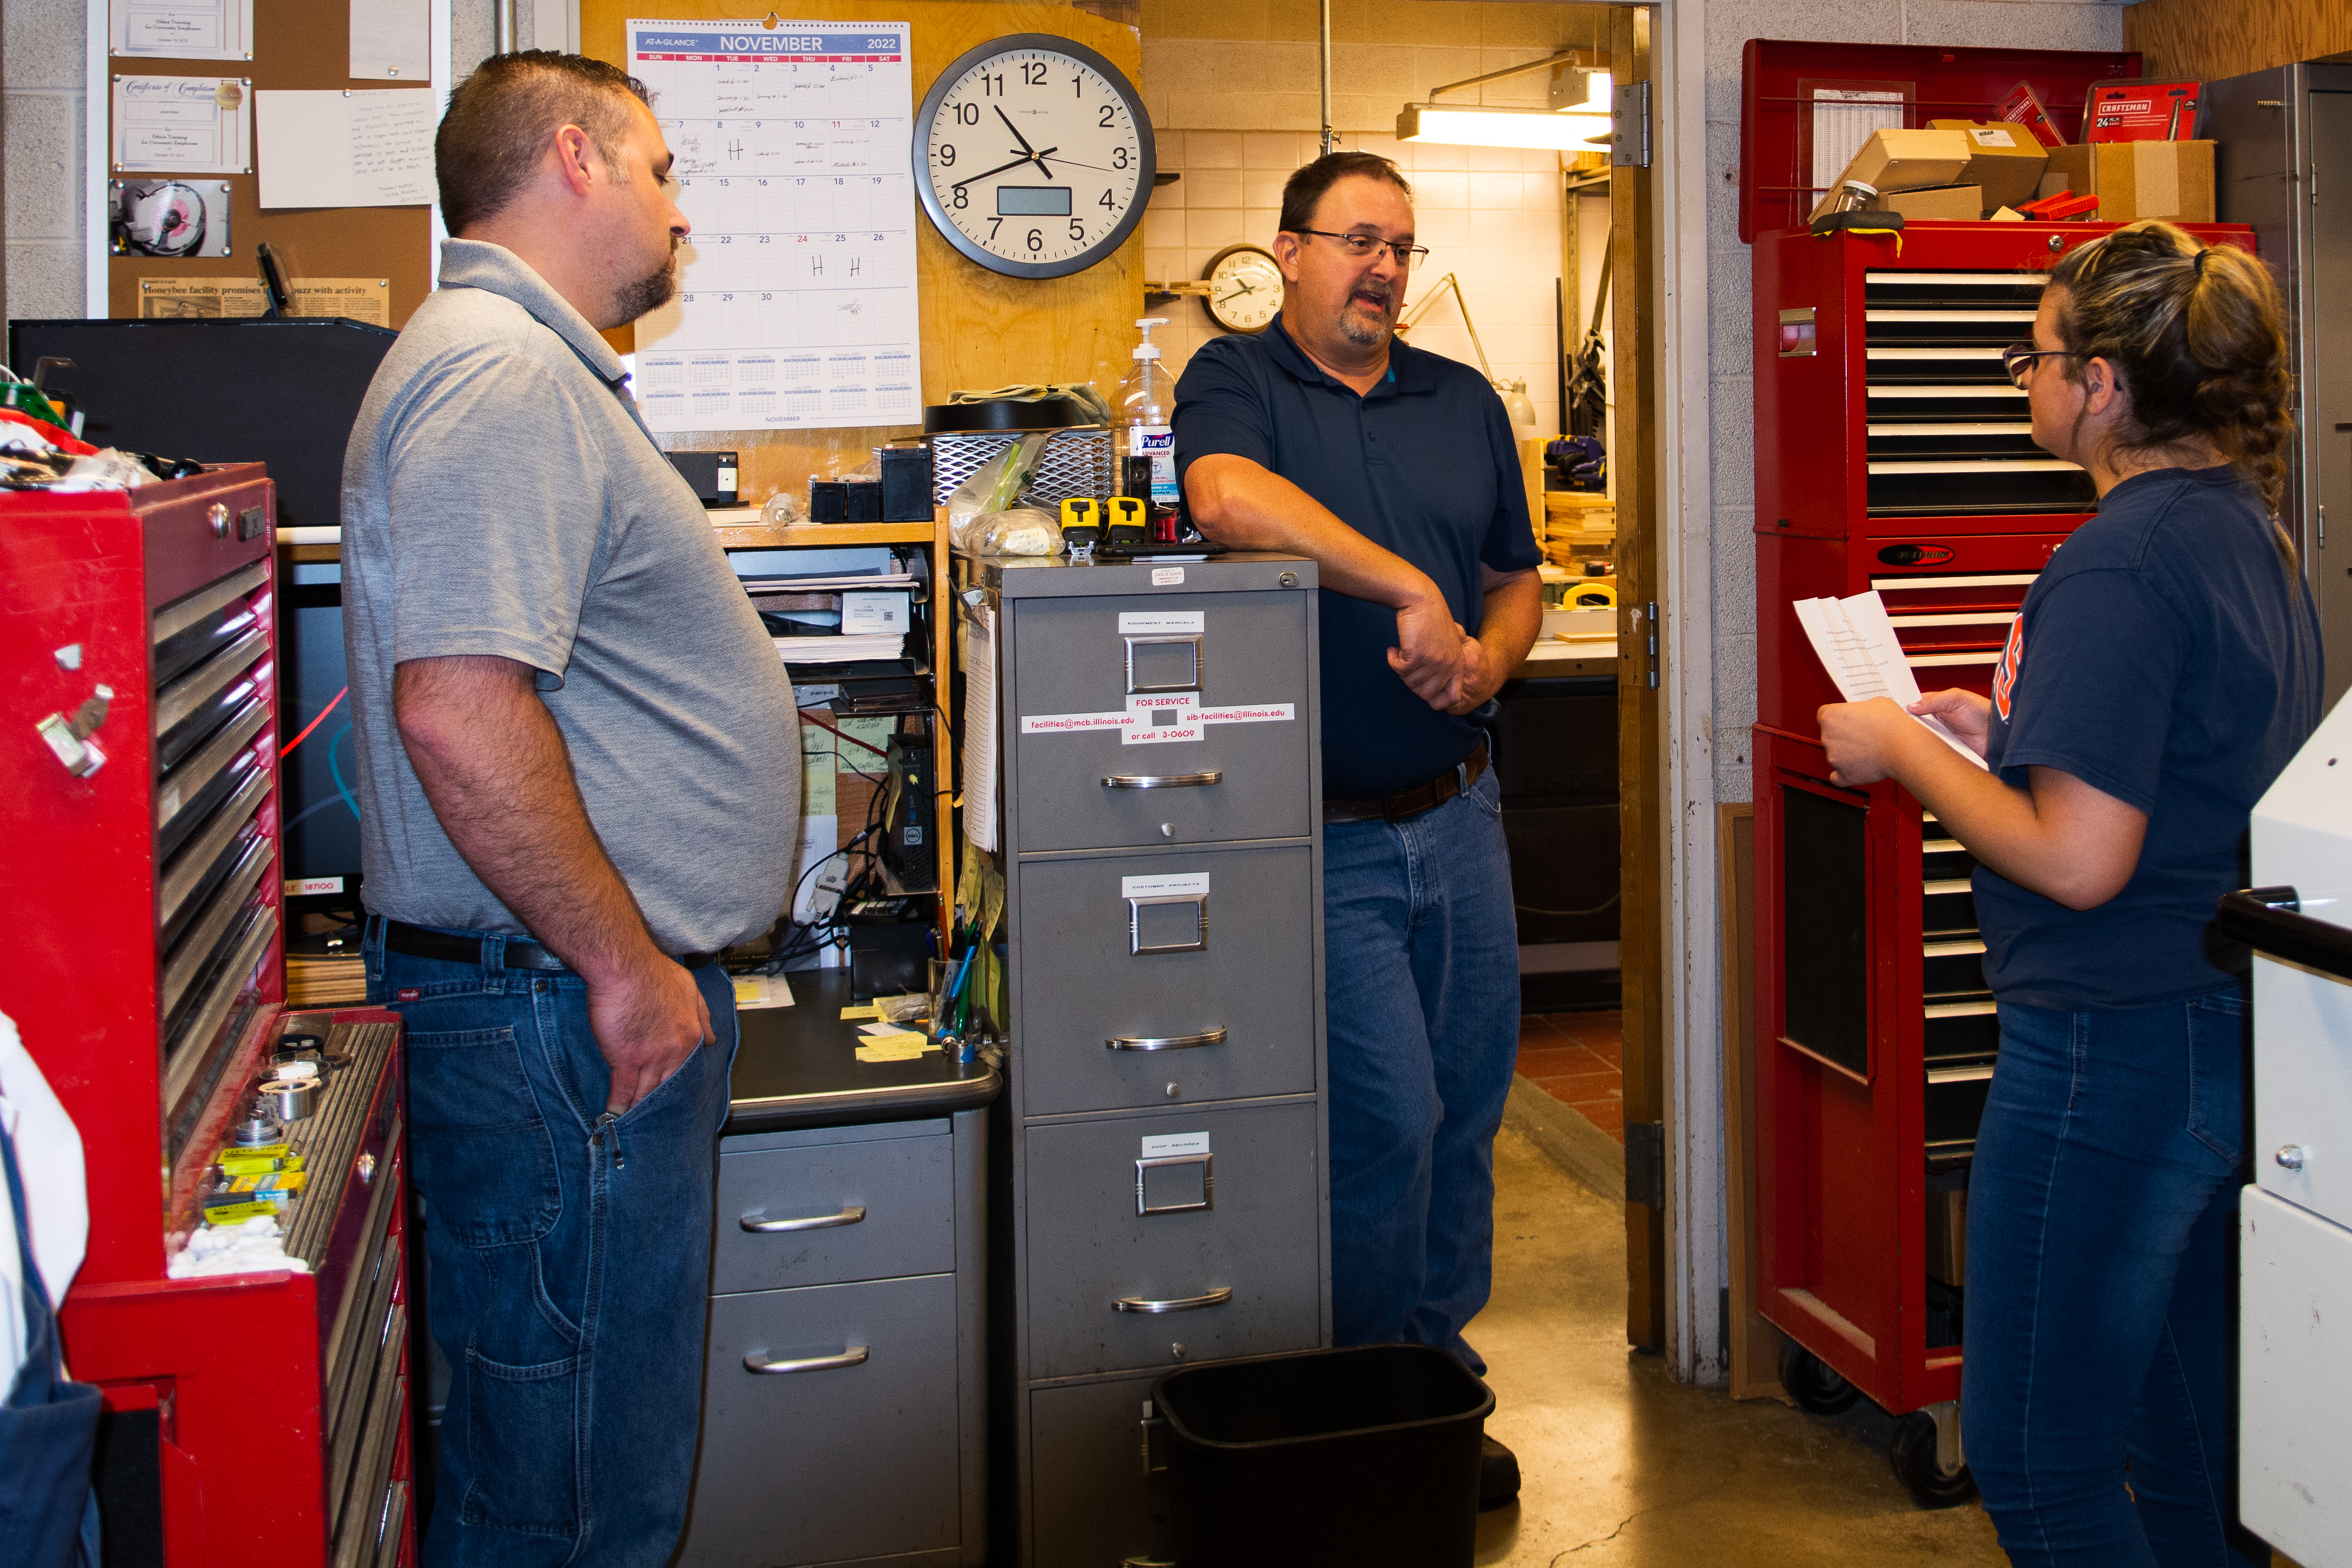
1991,613,2024,722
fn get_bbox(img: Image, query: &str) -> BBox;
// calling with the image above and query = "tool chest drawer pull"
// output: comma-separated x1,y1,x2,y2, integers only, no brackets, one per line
740,1204,867,1233
743,1345,869,1375
1112,1286,1232,1315
1106,1026,1228,1052
1102,771,1223,789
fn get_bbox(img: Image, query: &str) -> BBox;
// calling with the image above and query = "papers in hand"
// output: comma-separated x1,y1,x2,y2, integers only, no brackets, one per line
1794,591,1987,769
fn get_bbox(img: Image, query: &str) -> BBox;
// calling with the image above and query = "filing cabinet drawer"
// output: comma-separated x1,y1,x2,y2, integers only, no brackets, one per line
684,1274,959,1567
1009,589,1314,852
1016,845,1317,1117
1029,1373,1172,1568
713,1129,954,1293
1023,1101,1321,1379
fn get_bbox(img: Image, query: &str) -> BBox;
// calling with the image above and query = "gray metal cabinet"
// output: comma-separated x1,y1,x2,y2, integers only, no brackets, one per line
2211,63,2352,711
976,554,1330,1567
681,1112,987,1568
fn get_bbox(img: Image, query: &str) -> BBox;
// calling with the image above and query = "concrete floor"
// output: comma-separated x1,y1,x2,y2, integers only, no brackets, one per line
1468,1123,2008,1566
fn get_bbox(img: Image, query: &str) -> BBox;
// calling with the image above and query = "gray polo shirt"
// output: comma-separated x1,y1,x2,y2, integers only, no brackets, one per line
341,241,801,954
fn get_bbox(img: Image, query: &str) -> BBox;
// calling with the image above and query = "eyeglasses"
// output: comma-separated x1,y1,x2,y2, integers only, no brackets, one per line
1999,344,2083,389
1286,228,1431,269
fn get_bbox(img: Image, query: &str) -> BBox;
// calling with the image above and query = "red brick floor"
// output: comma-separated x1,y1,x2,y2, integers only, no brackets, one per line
1517,1010,1625,1142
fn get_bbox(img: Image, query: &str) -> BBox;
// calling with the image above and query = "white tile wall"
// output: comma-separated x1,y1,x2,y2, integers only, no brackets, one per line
1146,126,1577,435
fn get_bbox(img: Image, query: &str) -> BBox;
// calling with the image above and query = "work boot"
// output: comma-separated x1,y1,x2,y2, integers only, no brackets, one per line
1480,1432,1521,1509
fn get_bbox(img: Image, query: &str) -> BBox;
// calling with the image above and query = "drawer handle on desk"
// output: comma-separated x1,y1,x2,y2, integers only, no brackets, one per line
743,1345,869,1375
1103,771,1222,789
740,1205,866,1233
1107,1026,1227,1052
1112,1286,1232,1315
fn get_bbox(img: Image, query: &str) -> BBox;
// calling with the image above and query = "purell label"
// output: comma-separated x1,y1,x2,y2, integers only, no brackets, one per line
1136,424,1178,504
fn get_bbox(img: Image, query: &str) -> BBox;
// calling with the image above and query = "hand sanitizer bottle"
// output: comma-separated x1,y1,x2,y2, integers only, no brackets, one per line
1117,317,1178,507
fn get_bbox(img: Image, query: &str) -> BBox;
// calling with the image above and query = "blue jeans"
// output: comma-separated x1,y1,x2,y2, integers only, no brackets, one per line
1962,990,2262,1568
364,918,738,1568
1323,765,1521,1372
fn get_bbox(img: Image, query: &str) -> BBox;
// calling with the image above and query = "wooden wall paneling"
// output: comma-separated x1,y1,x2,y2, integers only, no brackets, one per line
2122,0,2352,84
581,1,1146,500
105,0,435,324
1609,1,1665,1354
1717,802,1788,1400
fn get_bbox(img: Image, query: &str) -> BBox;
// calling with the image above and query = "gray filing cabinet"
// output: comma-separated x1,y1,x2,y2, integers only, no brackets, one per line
2210,62,2352,711
973,552,1330,1566
679,972,999,1568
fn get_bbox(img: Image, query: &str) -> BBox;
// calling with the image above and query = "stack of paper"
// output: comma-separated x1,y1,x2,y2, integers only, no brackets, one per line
775,634,907,665
1793,591,1988,769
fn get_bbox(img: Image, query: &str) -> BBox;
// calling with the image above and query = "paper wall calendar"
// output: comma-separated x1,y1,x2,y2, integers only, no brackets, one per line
627,19,921,434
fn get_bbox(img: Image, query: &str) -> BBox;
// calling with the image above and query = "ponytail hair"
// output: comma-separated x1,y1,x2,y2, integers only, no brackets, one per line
2045,221,2295,534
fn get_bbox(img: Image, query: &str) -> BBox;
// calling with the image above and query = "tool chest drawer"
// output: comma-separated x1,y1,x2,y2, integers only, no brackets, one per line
1014,845,1317,1117
1007,588,1314,853
1022,1101,1322,1379
685,1274,960,1567
713,1125,955,1293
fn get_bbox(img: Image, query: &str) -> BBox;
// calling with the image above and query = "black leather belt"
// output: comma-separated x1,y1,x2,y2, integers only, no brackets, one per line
381,918,719,973
1323,737,1490,825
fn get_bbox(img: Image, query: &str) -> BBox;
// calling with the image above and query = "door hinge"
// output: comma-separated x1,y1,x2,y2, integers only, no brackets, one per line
1626,1119,1665,1208
1611,79,1653,169
1646,599,1659,690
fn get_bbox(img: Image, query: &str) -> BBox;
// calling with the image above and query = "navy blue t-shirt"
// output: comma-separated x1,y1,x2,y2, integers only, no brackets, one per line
1172,315,1540,798
1976,465,2323,1009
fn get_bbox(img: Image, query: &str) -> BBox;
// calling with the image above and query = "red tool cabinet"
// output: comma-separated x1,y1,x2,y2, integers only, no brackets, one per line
1748,219,2254,1500
0,465,415,1568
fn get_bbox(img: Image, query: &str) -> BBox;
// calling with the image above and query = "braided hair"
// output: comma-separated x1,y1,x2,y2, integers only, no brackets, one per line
2045,221,2295,548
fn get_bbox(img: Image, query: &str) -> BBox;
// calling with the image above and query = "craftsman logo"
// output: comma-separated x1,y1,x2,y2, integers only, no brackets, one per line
1991,613,2024,723
396,988,421,1003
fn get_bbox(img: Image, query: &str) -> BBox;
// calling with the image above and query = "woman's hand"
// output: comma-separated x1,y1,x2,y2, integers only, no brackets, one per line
1817,697,1925,787
1909,688,1992,759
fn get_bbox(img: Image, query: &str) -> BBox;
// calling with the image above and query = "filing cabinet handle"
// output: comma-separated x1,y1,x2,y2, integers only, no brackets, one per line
740,1204,867,1233
743,1345,870,1375
1102,771,1223,789
1106,1026,1227,1052
1112,1286,1232,1315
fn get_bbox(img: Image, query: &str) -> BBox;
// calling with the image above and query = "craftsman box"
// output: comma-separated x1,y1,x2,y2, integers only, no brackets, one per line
1928,121,2051,212
2040,140,2214,222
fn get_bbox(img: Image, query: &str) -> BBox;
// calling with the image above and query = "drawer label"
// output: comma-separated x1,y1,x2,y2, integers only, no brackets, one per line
1118,611,1204,634
1122,872,1208,900
1141,1131,1210,1158
1020,696,1296,746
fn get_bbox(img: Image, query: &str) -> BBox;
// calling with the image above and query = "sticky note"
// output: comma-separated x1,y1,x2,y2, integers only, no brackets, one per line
840,1003,883,1020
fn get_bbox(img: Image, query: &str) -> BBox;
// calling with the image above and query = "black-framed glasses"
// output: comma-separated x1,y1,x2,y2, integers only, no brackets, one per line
2000,343,2083,389
1286,228,1431,268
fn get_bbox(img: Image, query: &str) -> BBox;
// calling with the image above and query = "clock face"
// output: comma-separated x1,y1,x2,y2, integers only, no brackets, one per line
914,34,1156,279
1204,243,1283,332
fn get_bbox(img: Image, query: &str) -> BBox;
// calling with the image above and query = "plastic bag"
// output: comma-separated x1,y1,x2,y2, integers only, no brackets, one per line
947,432,1049,550
977,506,1058,556
761,489,804,526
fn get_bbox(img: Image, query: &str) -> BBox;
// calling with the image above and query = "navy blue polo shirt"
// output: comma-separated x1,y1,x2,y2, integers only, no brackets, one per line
1975,466,2323,1009
1173,314,1540,798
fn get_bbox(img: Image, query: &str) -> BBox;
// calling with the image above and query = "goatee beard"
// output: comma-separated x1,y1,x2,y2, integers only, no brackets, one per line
1338,300,1392,348
614,252,679,325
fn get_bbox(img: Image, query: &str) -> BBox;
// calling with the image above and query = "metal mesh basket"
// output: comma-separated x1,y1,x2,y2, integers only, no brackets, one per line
930,427,1114,508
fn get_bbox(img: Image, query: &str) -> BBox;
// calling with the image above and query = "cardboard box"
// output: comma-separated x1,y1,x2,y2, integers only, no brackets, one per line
2038,140,2214,222
1809,127,1974,220
2087,80,2202,143
1883,185,1985,221
1928,120,2051,212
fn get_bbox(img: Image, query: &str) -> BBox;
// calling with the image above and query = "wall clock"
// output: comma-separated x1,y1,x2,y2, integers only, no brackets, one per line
1203,243,1282,332
913,34,1157,279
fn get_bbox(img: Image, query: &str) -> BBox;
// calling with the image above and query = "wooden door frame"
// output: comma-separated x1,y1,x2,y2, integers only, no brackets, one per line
1612,0,1724,1383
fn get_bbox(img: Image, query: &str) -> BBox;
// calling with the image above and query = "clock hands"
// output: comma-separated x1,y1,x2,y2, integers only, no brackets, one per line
953,154,1036,189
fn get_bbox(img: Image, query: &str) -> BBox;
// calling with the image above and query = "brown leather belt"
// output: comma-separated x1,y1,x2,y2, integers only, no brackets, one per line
381,917,719,973
1323,737,1490,825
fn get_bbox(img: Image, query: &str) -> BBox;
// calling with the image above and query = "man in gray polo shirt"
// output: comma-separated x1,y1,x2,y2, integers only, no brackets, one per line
342,51,798,1568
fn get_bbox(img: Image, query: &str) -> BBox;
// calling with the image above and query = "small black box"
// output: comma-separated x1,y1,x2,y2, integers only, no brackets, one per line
877,445,934,521
844,478,883,522
808,479,849,521
665,449,739,508
847,911,931,1002
883,732,937,892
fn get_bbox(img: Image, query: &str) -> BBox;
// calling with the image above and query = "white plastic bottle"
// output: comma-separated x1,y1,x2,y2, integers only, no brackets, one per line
1118,317,1178,506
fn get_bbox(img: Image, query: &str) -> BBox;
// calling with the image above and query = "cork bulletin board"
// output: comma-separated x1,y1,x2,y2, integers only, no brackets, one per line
579,0,1145,500
104,0,437,325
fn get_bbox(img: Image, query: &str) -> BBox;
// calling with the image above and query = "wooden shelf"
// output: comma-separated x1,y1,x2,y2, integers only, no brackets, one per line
714,521,935,549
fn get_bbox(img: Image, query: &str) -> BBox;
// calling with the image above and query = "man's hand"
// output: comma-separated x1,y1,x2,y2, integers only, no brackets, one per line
586,952,715,1114
1388,593,1472,708
1911,688,1992,759
1818,697,1929,787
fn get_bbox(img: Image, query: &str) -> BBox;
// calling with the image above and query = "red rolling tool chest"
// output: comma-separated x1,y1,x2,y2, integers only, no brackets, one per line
1748,219,2254,1500
0,465,415,1568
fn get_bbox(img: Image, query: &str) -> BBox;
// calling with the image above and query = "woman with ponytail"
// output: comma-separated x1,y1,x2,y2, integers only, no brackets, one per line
1818,220,2323,1566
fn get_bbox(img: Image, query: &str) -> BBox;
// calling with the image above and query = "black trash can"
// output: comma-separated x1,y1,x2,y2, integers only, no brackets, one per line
1150,1344,1495,1567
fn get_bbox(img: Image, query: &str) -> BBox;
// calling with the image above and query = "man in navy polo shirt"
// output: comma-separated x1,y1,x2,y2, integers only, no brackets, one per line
1175,150,1542,1506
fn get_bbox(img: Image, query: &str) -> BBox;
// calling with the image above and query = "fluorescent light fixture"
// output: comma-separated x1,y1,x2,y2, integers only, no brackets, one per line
1397,103,1613,150
1552,70,1612,114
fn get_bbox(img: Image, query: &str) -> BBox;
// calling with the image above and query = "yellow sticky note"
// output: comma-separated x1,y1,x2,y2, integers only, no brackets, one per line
839,1003,883,1020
